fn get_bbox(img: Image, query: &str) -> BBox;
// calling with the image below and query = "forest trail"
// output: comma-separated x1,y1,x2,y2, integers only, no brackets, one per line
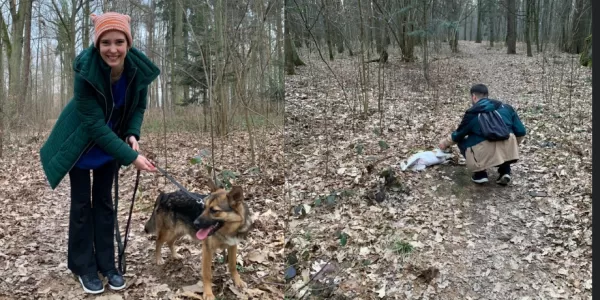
284,41,591,299
0,41,591,300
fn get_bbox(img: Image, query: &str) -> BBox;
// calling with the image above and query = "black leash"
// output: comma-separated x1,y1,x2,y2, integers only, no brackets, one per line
113,165,141,275
153,163,207,205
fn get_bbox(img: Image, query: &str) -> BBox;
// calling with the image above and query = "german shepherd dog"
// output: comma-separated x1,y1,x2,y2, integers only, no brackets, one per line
194,182,252,299
144,181,252,300
144,189,207,264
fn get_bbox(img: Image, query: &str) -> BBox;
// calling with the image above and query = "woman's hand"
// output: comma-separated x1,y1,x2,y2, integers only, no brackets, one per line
127,135,139,152
133,154,156,172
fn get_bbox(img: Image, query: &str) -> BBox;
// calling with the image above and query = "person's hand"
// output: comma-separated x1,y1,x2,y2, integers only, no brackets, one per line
127,136,139,152
133,154,156,172
438,142,447,150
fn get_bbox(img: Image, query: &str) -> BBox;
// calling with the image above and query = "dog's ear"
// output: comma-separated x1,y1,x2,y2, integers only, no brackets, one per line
227,186,244,205
207,179,219,192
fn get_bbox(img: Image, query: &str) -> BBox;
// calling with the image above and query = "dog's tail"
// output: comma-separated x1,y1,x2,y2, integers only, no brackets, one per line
144,192,164,234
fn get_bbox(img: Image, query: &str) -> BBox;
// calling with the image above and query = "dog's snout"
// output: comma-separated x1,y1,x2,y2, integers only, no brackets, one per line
193,217,203,227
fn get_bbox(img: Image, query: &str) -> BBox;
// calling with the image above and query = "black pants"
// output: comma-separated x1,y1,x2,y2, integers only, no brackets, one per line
67,161,117,276
473,160,516,178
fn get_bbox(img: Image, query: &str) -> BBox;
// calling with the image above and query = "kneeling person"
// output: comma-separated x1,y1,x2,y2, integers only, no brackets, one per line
438,84,526,185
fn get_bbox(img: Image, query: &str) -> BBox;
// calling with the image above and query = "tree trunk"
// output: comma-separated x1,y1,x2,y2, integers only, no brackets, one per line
489,0,495,47
559,0,572,52
534,0,540,52
358,0,368,117
173,1,184,104
146,0,156,107
19,0,33,124
398,0,415,62
475,0,482,43
525,0,533,56
463,14,467,40
6,0,29,125
570,0,588,54
276,0,284,93
469,14,473,40
322,0,334,60
0,28,4,158
284,0,296,74
83,0,90,47
506,0,517,54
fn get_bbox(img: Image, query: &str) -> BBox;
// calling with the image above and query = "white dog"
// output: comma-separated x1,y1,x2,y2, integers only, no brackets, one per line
399,148,453,171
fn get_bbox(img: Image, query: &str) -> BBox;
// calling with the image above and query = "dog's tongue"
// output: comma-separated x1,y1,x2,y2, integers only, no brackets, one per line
196,228,211,240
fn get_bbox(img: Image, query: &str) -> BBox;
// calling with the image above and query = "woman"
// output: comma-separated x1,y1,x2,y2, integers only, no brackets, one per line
39,12,159,294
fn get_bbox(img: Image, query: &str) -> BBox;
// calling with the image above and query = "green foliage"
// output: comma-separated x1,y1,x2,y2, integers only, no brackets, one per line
378,140,390,150
391,240,414,255
355,143,364,155
338,231,348,246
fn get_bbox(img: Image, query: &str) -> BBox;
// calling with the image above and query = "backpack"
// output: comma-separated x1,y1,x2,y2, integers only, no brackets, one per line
478,106,511,141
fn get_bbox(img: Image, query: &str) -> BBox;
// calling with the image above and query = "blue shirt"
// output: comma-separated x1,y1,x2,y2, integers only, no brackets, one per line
75,75,128,170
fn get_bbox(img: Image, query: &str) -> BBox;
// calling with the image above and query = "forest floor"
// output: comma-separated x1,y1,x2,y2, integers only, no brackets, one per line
0,41,592,300
284,41,592,299
0,128,285,299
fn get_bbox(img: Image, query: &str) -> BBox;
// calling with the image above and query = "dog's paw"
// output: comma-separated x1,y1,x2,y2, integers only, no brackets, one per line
203,291,215,300
156,257,165,265
172,253,183,260
233,276,247,289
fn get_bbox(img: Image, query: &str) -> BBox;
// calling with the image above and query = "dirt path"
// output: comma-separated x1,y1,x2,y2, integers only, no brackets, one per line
284,41,591,299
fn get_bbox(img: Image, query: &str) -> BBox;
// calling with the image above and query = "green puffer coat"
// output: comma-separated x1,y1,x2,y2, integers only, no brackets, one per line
39,45,160,189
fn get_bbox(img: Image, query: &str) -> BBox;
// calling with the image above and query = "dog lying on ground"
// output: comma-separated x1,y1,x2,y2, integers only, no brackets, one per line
144,181,253,300
399,148,453,171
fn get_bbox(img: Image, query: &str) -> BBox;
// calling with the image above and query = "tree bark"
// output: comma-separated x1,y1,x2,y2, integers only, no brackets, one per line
525,0,532,56
506,0,517,54
489,0,495,47
322,0,334,60
475,0,482,43
19,0,33,123
0,27,4,158
5,0,28,125
284,0,296,74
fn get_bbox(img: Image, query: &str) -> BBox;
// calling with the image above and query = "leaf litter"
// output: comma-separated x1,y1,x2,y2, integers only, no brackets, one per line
284,41,591,299
0,128,284,299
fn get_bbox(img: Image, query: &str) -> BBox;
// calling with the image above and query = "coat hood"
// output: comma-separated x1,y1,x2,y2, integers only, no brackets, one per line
466,98,504,114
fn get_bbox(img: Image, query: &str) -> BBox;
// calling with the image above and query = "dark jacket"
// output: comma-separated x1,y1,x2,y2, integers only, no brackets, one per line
39,45,160,189
451,98,526,152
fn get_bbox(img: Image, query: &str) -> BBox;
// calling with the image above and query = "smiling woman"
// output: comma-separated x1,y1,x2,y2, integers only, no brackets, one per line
38,11,160,295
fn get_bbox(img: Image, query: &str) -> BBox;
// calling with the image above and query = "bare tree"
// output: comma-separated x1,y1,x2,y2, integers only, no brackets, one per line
506,0,517,54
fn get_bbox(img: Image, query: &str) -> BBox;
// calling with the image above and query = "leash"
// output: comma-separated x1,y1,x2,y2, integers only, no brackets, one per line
152,163,207,205
113,165,140,274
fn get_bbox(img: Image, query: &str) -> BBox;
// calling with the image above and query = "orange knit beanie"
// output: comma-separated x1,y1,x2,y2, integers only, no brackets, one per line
91,12,133,48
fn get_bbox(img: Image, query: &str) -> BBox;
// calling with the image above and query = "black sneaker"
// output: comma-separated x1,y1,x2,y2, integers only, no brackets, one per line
104,270,126,290
496,174,511,186
78,273,104,294
471,171,489,184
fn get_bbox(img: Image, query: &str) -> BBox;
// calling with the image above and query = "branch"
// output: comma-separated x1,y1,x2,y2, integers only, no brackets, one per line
50,0,73,44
